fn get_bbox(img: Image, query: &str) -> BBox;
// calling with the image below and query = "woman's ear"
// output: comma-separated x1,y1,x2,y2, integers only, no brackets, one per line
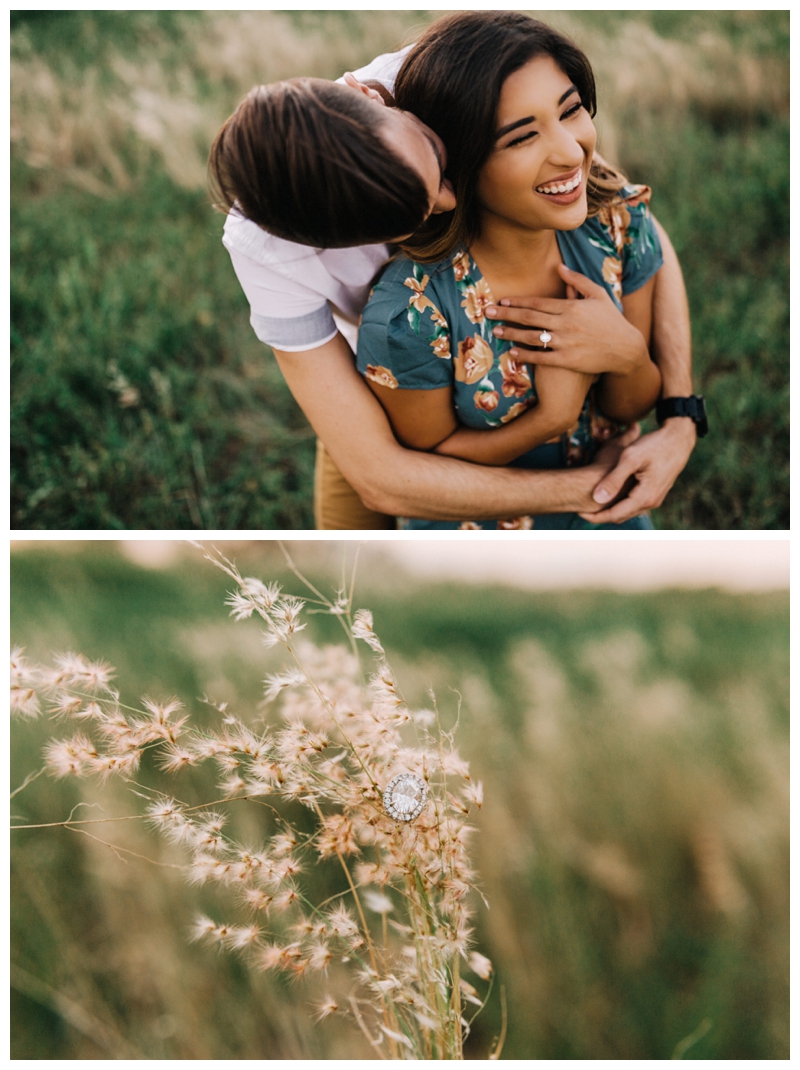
342,72,387,106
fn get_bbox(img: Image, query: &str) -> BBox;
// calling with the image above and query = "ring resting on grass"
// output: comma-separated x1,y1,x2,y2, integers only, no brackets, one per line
539,330,552,349
383,773,428,822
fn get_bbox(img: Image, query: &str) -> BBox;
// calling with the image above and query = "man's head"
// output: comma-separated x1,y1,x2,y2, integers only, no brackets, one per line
209,76,454,248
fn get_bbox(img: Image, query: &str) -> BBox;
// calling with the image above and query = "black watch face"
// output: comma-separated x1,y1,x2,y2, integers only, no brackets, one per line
657,396,708,436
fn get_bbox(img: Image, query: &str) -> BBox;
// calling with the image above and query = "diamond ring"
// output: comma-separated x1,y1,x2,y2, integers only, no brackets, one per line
539,330,552,348
383,773,428,822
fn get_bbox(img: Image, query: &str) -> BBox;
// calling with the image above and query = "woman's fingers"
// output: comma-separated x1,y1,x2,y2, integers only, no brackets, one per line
491,328,558,349
488,308,560,332
557,263,611,300
488,297,566,318
487,265,611,323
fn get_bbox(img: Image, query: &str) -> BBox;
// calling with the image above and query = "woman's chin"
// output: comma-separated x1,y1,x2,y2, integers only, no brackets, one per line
542,200,588,231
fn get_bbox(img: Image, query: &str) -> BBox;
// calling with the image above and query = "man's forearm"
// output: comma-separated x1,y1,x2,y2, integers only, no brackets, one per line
363,447,598,519
273,336,597,519
651,218,693,396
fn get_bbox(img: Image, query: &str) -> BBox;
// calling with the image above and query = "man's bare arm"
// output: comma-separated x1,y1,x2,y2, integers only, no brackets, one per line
649,218,694,397
583,218,697,522
272,335,605,520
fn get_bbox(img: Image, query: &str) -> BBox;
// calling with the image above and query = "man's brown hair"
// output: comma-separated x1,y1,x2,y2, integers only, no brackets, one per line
209,78,429,248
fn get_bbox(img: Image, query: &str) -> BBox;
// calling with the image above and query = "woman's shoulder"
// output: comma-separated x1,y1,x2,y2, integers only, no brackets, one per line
371,252,455,294
357,252,457,389
364,252,458,331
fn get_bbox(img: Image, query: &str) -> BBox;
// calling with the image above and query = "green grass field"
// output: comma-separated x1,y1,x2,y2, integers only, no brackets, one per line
11,11,789,529
11,543,789,1058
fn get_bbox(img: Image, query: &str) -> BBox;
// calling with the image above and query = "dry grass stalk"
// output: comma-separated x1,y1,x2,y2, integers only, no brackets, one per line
11,546,495,1060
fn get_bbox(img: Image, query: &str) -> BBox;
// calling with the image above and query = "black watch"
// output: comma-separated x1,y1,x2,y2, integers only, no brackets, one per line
656,395,708,438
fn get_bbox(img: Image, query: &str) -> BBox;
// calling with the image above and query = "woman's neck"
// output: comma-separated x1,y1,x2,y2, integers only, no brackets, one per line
469,216,565,300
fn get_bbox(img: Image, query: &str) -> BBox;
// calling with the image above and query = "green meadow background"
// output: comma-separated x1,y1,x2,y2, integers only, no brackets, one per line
11,542,789,1058
10,10,789,530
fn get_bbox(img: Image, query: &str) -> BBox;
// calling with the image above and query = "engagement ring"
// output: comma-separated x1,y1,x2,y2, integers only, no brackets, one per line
383,773,428,822
539,330,552,348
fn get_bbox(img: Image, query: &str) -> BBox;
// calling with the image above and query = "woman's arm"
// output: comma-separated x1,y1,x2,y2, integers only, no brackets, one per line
367,365,595,466
595,275,662,422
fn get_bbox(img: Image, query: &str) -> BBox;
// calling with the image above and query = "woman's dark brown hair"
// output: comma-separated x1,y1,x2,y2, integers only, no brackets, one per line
209,78,429,248
394,11,627,262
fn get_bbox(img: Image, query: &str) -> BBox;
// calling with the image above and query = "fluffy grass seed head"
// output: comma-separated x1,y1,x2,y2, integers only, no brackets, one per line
16,550,493,1059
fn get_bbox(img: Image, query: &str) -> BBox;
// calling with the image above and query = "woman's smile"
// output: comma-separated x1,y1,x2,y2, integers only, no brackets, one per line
535,165,583,204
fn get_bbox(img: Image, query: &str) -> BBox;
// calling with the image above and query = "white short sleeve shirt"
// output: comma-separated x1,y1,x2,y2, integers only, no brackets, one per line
222,47,411,353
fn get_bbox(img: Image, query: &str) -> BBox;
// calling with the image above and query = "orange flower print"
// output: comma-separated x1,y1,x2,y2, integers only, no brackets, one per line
461,277,493,324
500,400,533,424
596,202,632,257
365,365,399,390
455,335,494,384
452,250,471,283
474,389,500,413
404,273,434,315
430,333,452,359
497,516,534,529
499,351,532,398
430,307,449,329
602,256,623,304
611,184,650,211
459,521,482,530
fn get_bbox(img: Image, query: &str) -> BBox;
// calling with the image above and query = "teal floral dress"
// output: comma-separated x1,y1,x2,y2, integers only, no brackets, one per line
356,185,663,530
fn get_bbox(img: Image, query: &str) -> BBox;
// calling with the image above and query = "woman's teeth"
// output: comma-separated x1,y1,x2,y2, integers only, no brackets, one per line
536,171,582,195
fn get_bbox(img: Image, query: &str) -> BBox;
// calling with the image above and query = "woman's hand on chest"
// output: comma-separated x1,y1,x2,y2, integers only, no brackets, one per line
485,263,649,377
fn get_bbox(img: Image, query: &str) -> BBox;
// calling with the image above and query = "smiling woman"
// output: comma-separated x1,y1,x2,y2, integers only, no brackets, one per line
356,12,664,529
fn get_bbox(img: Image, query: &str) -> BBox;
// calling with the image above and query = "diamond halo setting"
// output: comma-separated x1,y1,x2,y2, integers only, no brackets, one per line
383,773,428,823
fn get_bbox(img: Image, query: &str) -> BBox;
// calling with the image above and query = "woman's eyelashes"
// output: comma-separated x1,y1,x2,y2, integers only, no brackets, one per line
507,129,537,148
504,102,583,149
561,101,583,120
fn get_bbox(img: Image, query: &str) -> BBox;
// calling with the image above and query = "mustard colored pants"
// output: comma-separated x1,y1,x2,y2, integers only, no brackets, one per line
313,439,396,530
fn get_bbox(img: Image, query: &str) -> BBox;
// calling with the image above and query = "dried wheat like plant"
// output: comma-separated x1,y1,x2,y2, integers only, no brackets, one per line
11,546,499,1060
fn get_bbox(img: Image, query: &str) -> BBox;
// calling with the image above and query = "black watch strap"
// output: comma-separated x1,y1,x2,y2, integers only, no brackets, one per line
656,395,708,438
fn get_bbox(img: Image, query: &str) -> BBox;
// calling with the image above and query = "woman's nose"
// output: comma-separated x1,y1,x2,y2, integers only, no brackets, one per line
545,122,585,166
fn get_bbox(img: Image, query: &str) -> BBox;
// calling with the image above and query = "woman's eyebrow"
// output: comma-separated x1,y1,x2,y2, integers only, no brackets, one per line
495,85,580,140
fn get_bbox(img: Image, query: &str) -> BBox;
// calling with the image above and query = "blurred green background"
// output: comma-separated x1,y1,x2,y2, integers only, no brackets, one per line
11,541,789,1058
10,10,789,530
